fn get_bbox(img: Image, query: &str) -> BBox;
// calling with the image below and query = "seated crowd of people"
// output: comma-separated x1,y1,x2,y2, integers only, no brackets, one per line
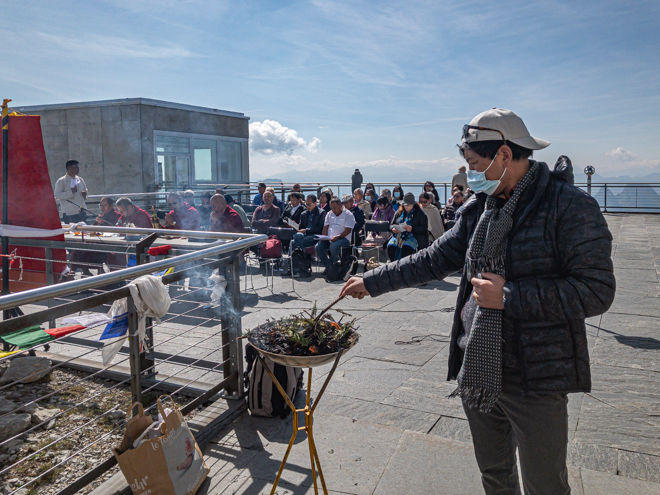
84,174,472,275
245,173,473,275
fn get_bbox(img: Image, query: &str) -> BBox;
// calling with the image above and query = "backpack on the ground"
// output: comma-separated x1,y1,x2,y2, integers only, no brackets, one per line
245,343,303,418
325,251,358,282
291,248,312,278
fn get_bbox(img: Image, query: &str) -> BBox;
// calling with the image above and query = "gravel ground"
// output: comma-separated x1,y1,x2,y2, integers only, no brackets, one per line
0,365,196,495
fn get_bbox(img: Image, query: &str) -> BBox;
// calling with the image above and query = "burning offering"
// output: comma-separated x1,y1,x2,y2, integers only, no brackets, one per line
247,296,359,367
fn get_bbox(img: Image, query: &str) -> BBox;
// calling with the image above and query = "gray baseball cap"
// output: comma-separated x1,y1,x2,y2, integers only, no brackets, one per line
462,108,550,150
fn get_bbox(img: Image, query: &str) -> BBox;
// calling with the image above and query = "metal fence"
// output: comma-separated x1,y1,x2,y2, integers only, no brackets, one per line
76,181,660,218
0,226,265,494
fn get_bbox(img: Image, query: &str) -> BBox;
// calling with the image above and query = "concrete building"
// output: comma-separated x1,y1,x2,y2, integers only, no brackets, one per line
15,98,250,195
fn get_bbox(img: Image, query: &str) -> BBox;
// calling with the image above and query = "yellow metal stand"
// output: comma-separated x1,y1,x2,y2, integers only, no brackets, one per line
256,349,344,495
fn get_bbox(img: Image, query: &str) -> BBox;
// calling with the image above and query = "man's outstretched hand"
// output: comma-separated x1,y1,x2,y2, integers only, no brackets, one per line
340,277,370,299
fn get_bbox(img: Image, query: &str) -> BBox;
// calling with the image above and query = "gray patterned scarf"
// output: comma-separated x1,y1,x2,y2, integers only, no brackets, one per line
449,162,539,412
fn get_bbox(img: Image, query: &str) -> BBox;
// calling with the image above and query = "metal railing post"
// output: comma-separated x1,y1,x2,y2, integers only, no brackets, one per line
127,296,142,406
604,183,608,212
221,255,243,396
444,183,447,204
44,248,55,329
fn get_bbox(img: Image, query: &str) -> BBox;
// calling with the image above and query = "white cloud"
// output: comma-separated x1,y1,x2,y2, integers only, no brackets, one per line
250,153,464,183
249,120,321,155
36,32,201,59
605,147,638,161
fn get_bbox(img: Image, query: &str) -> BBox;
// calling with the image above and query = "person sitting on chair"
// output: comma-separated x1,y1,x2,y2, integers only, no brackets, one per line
209,194,244,233
343,194,365,246
116,197,152,228
291,194,327,252
387,193,428,261
251,190,281,233
315,197,355,273
95,196,121,226
282,192,304,227
164,192,201,231
197,191,213,229
353,188,372,218
225,195,249,228
419,192,445,242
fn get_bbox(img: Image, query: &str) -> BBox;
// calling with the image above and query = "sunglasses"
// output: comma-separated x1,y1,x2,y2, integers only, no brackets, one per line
419,200,429,204
462,125,506,143
168,202,179,207
453,194,463,199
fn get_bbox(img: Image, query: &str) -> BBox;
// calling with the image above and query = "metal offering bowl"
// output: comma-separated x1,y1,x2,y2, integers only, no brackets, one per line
247,325,358,368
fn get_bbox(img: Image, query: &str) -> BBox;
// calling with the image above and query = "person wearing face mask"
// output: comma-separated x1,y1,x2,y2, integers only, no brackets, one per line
392,185,404,208
386,193,428,261
364,188,377,212
442,188,465,230
340,108,615,495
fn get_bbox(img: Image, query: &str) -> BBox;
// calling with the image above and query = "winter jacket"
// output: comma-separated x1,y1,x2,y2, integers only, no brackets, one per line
299,206,327,236
350,205,365,246
363,157,615,394
392,205,429,250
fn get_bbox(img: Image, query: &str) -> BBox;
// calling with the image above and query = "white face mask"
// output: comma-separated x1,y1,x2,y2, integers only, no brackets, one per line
466,152,506,196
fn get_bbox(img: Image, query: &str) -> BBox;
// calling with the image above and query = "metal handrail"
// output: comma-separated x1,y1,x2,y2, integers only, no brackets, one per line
68,224,248,239
0,229,266,310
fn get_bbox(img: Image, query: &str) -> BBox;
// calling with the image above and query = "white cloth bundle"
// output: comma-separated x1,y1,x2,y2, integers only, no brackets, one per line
101,275,171,366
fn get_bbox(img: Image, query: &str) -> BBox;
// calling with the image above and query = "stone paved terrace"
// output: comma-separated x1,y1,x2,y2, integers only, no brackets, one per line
195,213,660,495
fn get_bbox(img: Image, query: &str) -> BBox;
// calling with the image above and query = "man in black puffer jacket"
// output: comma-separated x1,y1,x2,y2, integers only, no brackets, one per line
340,109,615,495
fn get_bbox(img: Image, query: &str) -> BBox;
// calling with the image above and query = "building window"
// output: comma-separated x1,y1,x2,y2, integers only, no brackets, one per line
154,132,245,190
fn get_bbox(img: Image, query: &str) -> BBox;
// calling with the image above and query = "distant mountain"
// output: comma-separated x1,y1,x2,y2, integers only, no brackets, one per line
252,164,457,185
252,166,660,186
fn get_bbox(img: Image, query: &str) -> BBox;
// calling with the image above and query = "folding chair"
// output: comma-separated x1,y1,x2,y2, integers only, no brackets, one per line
267,227,296,290
362,221,391,263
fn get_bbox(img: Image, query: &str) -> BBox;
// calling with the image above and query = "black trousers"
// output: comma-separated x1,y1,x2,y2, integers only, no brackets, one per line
387,244,415,261
463,368,570,495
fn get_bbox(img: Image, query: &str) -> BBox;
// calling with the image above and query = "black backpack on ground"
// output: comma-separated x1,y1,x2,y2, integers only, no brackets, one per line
325,250,358,282
291,247,312,278
244,343,303,418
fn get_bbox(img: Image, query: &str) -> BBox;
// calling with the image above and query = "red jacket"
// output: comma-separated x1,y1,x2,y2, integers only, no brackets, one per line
118,206,152,229
210,206,245,233
165,203,201,231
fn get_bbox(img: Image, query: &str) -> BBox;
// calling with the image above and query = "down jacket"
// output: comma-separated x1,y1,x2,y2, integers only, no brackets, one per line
363,157,615,393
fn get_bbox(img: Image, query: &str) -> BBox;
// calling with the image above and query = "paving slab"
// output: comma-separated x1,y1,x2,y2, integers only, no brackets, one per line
311,356,420,402
315,393,440,434
205,411,403,495
581,467,660,495
371,430,483,495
